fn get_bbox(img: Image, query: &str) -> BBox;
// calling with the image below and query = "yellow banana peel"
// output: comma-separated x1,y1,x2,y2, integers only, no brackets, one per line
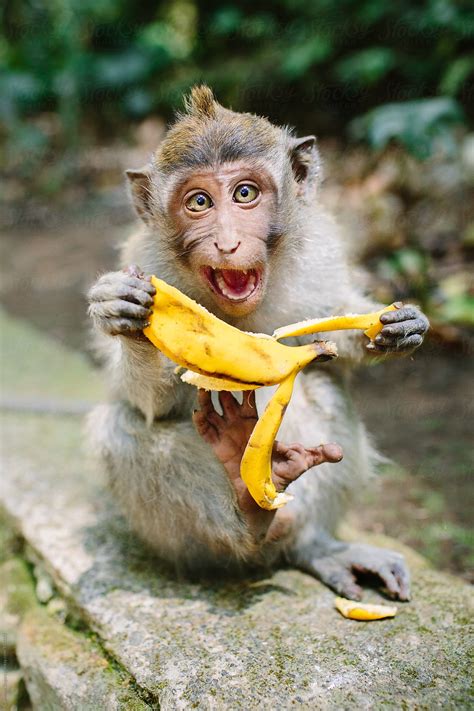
144,277,334,388
180,370,259,391
335,597,397,621
272,303,398,341
240,371,297,510
143,276,397,511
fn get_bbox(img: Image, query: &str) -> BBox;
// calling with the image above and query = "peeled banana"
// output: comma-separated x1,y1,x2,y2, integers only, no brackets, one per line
240,371,297,509
272,303,398,341
143,277,337,388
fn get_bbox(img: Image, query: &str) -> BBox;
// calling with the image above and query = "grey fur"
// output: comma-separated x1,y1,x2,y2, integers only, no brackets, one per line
87,90,428,597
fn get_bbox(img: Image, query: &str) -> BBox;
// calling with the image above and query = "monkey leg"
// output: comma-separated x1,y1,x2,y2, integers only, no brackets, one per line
273,368,410,601
290,540,410,601
87,401,265,573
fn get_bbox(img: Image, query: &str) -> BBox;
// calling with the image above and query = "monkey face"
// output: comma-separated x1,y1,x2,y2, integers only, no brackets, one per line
168,161,278,317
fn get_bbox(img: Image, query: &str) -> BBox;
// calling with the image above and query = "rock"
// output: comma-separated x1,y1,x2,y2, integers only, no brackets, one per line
17,605,151,710
0,307,103,411
2,668,25,711
34,565,55,603
1,313,472,709
2,559,150,710
1,558,35,660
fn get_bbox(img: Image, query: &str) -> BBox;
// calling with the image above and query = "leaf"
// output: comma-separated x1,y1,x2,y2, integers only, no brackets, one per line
350,98,465,158
281,36,333,79
439,56,474,96
335,48,396,87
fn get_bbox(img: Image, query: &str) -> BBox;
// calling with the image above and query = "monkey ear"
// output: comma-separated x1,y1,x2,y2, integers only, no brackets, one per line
289,136,321,196
125,167,154,223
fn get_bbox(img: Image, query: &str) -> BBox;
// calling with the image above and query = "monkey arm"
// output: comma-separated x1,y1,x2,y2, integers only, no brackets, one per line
88,267,192,423
104,336,191,424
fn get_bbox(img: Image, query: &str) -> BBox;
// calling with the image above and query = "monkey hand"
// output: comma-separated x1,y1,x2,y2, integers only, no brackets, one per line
366,303,429,355
88,265,156,338
193,390,342,532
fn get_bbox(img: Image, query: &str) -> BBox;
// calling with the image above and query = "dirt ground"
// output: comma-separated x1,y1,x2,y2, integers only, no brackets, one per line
1,187,472,582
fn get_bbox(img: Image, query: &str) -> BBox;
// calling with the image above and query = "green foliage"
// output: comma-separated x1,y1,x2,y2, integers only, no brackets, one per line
350,98,465,158
433,273,474,327
1,0,473,156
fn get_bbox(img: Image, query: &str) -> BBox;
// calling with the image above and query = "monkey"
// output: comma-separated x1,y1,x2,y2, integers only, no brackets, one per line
87,86,429,601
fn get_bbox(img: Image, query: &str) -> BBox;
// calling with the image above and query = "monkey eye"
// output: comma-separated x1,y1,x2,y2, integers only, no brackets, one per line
186,192,213,212
233,184,259,204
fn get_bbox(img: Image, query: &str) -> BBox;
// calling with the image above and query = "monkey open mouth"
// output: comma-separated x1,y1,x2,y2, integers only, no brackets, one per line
201,267,260,302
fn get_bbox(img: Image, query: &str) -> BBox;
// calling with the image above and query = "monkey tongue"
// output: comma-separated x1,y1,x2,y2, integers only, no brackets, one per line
213,268,257,300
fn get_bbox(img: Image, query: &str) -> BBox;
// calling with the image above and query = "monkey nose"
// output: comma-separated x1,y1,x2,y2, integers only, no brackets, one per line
214,241,241,255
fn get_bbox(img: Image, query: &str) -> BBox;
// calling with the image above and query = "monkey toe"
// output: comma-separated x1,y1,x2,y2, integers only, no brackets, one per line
310,557,363,601
345,544,411,601
387,561,410,601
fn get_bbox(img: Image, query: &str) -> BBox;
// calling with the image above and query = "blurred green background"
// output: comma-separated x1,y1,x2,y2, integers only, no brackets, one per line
0,0,473,580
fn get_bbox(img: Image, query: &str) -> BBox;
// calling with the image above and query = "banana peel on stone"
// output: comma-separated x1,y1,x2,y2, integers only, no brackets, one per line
143,276,396,510
335,597,397,621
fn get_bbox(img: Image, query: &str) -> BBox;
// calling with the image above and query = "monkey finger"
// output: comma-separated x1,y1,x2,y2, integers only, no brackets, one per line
218,391,239,420
192,410,219,444
123,264,145,279
197,392,226,432
273,441,290,458
273,441,305,460
306,443,343,466
89,283,154,308
365,342,390,354
381,317,428,339
120,275,156,295
89,299,150,323
197,389,216,419
92,299,151,320
379,305,423,324
99,273,156,296
375,333,423,351
101,317,150,336
240,390,257,417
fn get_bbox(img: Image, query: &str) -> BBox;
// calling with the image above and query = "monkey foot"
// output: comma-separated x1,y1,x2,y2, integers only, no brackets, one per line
308,543,410,602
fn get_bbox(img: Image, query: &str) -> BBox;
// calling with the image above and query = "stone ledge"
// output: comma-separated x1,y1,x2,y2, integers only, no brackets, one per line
1,559,152,710
1,409,473,710
1,313,472,709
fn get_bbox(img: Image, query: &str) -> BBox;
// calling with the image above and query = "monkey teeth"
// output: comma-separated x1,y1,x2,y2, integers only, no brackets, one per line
206,267,259,302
